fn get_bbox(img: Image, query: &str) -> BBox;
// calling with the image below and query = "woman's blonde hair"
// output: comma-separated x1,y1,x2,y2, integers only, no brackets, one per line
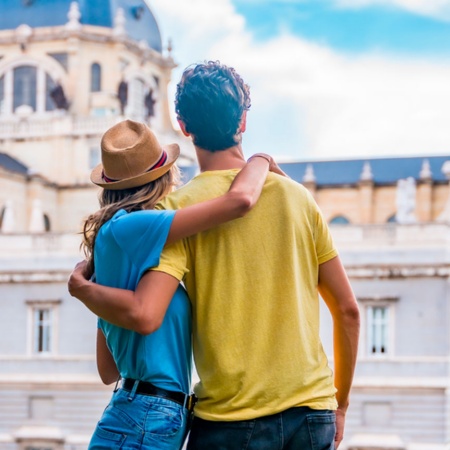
81,166,180,273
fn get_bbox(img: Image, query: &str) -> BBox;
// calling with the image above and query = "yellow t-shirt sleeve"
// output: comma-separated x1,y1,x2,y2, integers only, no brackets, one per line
312,198,338,265
152,239,189,281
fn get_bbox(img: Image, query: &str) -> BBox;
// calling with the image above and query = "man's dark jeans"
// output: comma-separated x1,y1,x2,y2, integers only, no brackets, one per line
186,406,335,450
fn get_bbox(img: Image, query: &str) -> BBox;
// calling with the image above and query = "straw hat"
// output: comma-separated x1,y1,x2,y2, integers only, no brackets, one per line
90,120,180,190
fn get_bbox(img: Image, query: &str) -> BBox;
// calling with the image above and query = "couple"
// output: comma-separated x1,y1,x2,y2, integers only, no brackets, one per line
68,61,360,450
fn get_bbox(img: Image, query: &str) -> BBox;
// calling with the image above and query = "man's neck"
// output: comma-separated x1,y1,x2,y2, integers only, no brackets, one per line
195,144,246,172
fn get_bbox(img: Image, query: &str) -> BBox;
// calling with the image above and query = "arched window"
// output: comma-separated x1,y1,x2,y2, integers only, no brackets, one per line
43,214,51,232
13,65,37,111
128,77,146,117
45,74,57,111
0,64,61,115
0,206,4,230
91,63,101,92
0,75,4,114
329,215,350,225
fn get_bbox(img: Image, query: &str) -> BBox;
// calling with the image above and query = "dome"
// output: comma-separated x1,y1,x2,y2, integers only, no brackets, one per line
0,0,162,52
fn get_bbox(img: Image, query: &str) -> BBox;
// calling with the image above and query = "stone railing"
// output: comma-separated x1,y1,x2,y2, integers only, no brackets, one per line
330,222,450,248
0,233,81,256
0,115,121,139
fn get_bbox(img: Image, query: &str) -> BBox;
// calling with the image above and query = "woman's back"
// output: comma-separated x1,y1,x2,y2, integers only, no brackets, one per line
94,209,192,394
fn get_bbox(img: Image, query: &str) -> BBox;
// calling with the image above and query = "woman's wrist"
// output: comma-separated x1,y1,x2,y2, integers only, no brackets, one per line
247,153,272,165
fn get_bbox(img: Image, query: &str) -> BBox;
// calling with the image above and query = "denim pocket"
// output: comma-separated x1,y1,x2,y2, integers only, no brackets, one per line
89,422,126,449
145,398,184,437
306,410,336,450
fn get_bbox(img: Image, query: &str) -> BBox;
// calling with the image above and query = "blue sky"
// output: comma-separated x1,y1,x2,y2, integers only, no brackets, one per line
150,0,450,162
233,1,450,56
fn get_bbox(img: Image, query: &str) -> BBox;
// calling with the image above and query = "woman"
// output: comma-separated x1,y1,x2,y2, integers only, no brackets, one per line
69,119,281,449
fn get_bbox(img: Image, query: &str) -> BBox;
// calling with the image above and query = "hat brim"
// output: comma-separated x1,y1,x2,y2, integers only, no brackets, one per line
90,143,180,190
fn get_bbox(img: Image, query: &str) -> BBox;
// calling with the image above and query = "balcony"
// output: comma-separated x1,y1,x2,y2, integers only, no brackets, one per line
0,115,121,140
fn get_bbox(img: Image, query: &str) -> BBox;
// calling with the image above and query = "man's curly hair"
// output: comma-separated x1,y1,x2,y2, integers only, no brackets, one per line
175,61,251,151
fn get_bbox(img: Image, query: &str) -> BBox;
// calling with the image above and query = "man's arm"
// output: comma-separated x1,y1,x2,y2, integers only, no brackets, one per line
318,255,360,449
68,263,180,335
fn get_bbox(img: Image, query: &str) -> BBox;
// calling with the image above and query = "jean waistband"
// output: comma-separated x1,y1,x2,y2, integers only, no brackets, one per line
121,378,197,412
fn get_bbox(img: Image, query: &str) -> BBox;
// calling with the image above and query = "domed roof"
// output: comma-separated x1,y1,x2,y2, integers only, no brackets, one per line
0,0,162,52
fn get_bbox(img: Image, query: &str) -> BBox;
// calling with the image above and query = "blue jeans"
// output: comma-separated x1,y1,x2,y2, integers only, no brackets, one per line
187,406,335,450
89,388,190,449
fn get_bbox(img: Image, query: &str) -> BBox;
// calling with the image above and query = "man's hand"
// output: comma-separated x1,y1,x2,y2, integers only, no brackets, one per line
335,407,346,449
68,260,92,299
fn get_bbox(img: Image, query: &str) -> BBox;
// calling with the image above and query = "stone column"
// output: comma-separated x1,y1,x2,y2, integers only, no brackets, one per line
416,159,433,222
358,161,374,224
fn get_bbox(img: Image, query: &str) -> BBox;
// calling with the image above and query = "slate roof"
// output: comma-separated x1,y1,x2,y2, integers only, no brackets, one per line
0,152,28,175
181,155,450,186
0,0,162,52
278,155,450,186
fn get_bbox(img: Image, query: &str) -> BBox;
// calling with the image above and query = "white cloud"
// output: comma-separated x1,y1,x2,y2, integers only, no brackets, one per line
332,0,450,21
148,0,450,161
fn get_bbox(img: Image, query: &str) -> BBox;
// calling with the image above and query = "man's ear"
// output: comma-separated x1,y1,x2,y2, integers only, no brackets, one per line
239,111,247,133
177,119,190,137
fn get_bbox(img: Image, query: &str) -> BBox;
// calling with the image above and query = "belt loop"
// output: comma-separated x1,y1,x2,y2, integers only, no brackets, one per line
184,394,196,412
127,380,139,402
113,375,121,393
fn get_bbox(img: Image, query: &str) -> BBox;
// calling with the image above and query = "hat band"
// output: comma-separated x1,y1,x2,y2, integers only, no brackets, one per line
102,151,168,183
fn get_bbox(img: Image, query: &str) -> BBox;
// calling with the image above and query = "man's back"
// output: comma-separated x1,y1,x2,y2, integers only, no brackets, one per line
156,170,338,421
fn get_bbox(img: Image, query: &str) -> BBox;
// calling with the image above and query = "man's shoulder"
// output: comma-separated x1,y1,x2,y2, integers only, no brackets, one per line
157,178,202,210
268,173,311,196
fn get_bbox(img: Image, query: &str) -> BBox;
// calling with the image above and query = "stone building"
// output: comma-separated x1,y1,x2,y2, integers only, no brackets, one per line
280,157,450,449
0,1,449,449
0,1,193,449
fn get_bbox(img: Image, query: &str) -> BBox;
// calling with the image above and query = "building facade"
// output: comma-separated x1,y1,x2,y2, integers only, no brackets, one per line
280,158,450,450
0,1,193,449
0,1,449,449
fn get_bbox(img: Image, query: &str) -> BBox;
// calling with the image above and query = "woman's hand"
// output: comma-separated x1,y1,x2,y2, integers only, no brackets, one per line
247,153,289,178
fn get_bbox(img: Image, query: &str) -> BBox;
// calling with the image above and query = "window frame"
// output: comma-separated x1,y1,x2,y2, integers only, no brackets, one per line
26,300,61,357
90,62,102,92
358,296,398,359
0,57,65,117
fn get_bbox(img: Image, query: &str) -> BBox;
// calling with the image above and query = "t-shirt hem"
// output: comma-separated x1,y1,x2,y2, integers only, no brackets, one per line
193,399,338,421
152,265,185,282
318,248,338,265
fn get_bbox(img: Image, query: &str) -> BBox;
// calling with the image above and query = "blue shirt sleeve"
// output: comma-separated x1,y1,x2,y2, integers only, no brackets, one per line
110,209,176,282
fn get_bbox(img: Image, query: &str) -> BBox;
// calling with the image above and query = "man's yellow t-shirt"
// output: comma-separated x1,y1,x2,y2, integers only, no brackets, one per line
155,169,338,421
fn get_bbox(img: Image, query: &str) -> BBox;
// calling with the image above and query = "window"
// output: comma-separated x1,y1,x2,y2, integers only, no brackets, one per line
45,74,57,111
367,305,390,356
34,308,52,353
89,146,100,169
128,77,146,117
358,296,397,358
27,300,60,355
0,75,4,113
91,63,101,92
0,64,61,115
329,215,350,225
13,65,37,111
43,214,51,232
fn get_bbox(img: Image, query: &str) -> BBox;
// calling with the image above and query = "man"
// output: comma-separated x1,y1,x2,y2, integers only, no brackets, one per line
71,61,360,449
159,61,359,449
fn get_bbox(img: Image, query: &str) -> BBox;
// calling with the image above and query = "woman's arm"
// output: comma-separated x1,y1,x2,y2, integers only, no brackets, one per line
68,153,281,333
96,328,120,384
165,154,272,245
